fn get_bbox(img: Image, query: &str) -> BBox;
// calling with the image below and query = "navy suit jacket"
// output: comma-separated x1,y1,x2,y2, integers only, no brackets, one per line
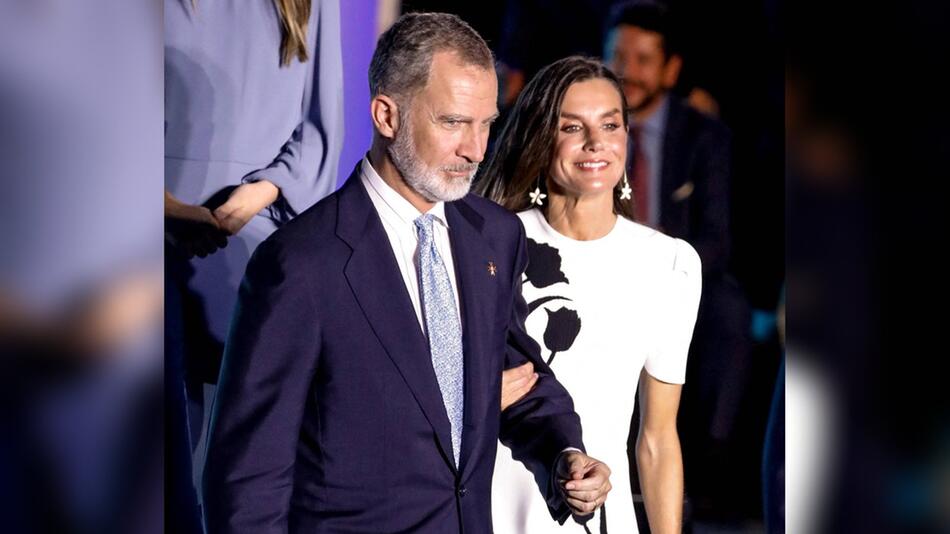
202,166,584,533
659,96,732,274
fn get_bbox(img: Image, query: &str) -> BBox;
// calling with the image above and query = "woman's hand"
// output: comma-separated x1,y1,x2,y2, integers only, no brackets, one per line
213,180,280,235
500,362,538,411
165,190,228,258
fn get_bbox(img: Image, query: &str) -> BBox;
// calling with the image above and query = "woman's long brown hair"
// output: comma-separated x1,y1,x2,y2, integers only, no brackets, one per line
273,0,311,66
476,56,636,221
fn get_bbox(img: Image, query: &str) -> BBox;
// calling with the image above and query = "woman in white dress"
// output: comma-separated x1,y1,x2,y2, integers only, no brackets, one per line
477,56,701,533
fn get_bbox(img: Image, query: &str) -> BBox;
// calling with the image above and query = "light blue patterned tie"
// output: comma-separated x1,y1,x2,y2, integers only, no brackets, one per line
415,213,464,467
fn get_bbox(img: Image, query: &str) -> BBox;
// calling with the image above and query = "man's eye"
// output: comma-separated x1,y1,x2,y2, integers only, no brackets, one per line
603,123,620,131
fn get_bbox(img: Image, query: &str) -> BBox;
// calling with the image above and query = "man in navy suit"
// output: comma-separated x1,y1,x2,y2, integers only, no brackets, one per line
604,0,731,269
202,12,612,533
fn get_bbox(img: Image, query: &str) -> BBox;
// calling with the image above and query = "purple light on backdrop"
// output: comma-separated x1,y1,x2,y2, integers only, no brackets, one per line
337,0,379,188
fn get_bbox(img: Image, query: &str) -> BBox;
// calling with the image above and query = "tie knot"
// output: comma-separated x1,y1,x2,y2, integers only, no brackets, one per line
414,213,435,241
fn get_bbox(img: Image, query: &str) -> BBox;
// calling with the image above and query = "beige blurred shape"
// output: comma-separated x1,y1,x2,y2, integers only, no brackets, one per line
0,269,163,359
686,87,720,118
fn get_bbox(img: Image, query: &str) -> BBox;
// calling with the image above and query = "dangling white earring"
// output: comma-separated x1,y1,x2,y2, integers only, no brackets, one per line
619,170,632,200
529,176,546,206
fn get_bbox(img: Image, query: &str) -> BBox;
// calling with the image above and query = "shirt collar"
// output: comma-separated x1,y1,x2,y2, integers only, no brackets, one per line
360,155,449,229
633,93,670,137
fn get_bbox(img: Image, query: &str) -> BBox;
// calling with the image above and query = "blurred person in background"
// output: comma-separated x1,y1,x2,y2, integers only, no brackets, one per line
164,0,344,526
492,0,720,118
0,1,163,532
480,55,701,533
785,59,865,534
603,1,755,522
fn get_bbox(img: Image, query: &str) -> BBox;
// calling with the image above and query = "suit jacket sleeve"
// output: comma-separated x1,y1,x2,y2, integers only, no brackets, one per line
498,221,584,523
202,238,320,533
691,121,732,274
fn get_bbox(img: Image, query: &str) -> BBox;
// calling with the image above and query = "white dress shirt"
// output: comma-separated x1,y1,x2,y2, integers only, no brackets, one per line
362,157,581,494
630,94,669,229
359,156,462,333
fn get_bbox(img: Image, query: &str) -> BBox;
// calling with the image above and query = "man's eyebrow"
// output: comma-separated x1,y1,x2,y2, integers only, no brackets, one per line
437,114,472,122
434,112,500,124
483,112,500,124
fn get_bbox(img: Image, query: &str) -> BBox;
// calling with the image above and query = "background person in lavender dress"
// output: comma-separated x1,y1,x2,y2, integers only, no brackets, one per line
479,56,701,533
164,0,343,525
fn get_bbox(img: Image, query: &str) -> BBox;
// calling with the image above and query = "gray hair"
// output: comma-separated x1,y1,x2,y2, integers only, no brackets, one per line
368,12,494,101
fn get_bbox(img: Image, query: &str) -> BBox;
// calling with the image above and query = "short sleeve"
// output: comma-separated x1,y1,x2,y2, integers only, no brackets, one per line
643,238,703,384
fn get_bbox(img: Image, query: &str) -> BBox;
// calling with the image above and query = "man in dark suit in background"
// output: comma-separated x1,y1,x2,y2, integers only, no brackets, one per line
604,0,753,523
202,12,612,533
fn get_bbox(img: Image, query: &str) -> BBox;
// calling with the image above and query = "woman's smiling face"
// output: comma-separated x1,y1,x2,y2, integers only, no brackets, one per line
546,78,628,200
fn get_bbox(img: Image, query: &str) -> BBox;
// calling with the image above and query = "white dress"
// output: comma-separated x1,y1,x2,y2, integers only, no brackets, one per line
492,209,702,533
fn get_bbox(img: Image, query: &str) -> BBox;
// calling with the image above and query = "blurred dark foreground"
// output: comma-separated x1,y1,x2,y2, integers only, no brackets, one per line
1,2,163,533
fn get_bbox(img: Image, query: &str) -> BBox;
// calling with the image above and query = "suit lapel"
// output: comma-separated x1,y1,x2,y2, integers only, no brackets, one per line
661,98,692,234
445,199,498,475
335,169,457,473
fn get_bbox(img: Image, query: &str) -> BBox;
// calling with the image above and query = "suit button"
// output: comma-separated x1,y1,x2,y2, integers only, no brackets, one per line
457,486,467,498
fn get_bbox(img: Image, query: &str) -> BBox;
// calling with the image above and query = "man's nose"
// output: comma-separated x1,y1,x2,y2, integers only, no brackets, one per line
457,127,486,163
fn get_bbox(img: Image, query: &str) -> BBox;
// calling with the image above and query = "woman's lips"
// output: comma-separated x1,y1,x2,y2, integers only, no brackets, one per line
574,160,609,171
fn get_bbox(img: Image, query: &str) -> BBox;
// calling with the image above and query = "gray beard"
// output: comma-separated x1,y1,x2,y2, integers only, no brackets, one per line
387,124,477,203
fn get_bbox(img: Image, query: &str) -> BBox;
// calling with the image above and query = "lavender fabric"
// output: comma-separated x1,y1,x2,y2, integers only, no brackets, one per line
164,0,344,341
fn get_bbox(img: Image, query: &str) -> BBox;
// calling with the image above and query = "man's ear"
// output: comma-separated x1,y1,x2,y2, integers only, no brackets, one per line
661,54,683,90
371,94,400,140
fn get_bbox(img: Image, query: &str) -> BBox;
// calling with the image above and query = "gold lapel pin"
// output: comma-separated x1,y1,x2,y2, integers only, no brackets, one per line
487,261,497,277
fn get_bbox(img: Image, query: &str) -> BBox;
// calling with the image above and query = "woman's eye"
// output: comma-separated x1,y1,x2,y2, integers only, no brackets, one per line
561,124,581,133
603,122,621,131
